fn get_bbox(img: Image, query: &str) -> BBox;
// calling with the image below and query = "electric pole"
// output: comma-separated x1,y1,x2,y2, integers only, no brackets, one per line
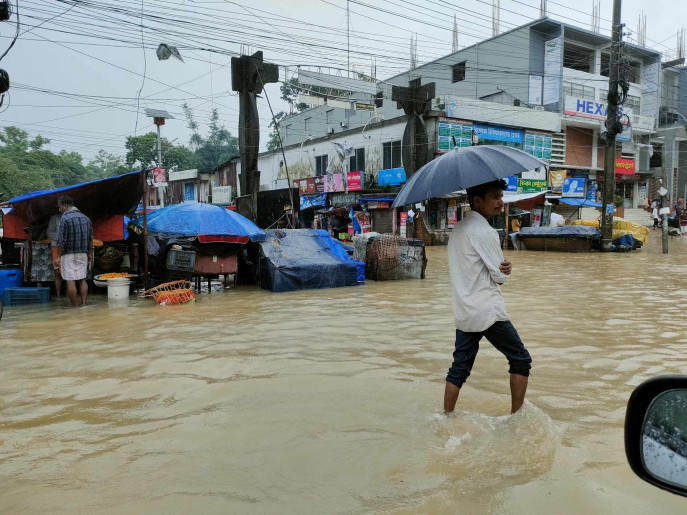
601,0,622,252
661,143,669,253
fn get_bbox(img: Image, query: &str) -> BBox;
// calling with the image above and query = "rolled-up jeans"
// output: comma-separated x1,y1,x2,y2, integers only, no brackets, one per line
446,320,532,388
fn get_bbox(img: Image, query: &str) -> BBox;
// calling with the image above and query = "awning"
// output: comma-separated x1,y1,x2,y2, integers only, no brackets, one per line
502,191,548,203
359,197,397,203
8,170,144,223
559,197,602,207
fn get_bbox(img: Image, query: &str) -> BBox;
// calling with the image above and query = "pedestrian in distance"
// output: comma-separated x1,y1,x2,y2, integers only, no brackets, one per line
651,199,661,229
444,179,532,415
56,195,93,307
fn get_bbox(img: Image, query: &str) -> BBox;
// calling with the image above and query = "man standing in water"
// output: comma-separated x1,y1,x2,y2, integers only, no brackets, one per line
444,179,532,415
56,195,93,307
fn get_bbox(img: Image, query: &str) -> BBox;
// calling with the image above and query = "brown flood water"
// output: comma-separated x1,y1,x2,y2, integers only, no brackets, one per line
2,231,687,514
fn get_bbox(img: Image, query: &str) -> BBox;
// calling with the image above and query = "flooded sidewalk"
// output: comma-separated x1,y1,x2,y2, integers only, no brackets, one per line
2,232,687,514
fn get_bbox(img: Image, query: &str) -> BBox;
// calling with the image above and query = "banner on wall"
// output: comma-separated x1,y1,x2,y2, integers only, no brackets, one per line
152,167,168,187
543,37,562,105
300,192,326,210
529,75,543,105
400,212,407,238
549,169,567,193
326,173,345,192
563,177,586,197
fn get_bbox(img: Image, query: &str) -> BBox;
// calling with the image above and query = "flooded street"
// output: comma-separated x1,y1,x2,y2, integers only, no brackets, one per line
2,232,687,514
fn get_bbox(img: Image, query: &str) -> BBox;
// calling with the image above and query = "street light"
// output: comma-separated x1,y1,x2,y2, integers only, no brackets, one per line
144,108,175,207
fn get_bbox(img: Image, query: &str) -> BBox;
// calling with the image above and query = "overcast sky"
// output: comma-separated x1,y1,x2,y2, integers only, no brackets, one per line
0,0,683,165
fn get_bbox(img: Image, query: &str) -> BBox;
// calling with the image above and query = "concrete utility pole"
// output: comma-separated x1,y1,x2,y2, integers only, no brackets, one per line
601,0,622,252
231,51,279,221
391,77,436,178
661,144,669,253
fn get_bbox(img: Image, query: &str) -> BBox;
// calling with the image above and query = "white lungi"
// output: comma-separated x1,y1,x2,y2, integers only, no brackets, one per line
60,253,88,281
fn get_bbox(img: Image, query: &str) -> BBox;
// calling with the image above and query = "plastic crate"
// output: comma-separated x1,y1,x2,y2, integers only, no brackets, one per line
0,268,23,297
166,249,196,271
2,287,51,306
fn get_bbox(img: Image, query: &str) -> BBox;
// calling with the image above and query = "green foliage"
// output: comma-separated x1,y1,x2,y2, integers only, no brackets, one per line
266,111,287,151
181,105,238,173
85,150,130,178
280,78,308,113
124,132,197,171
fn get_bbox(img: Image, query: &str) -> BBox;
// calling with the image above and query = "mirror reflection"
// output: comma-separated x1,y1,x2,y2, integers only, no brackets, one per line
642,389,687,488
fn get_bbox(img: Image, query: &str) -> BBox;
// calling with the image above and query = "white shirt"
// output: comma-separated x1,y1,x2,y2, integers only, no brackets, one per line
448,211,510,332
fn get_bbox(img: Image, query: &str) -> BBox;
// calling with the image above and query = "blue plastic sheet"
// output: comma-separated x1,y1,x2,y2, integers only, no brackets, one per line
130,202,265,241
259,229,365,292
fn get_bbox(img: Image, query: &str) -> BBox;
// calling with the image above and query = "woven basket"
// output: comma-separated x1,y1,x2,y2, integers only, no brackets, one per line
95,256,123,271
141,280,196,306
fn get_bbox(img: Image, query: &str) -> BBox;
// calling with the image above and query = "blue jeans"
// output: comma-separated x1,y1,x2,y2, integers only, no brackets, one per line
446,320,532,388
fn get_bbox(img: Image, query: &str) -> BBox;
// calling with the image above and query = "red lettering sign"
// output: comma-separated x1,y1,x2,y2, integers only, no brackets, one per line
347,171,362,191
306,177,316,194
615,158,635,175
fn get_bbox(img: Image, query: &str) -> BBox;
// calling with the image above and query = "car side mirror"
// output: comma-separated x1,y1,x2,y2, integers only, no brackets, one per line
625,375,687,497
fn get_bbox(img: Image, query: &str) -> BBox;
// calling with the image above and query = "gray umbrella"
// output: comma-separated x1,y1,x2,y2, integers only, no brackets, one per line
391,145,547,208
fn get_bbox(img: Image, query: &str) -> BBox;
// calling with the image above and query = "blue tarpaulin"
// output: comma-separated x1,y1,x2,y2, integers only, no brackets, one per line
558,198,603,207
259,229,365,292
129,202,265,242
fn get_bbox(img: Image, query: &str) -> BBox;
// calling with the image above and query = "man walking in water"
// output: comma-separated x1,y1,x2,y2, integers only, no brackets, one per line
56,195,93,307
444,179,532,414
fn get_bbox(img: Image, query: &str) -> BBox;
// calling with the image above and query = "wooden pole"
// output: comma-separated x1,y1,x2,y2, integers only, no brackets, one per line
142,170,149,290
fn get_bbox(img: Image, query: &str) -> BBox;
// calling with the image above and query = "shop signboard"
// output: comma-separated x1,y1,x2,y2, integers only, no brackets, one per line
562,177,585,197
325,173,345,192
367,201,390,210
472,124,523,144
152,167,168,187
346,171,362,191
504,175,518,193
378,168,406,187
517,178,548,194
306,177,317,194
564,96,633,122
587,181,598,202
615,158,636,175
330,193,359,207
529,75,543,105
314,175,326,193
549,169,567,193
400,212,407,237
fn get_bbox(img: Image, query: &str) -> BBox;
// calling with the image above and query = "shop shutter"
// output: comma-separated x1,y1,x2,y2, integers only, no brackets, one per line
372,209,394,234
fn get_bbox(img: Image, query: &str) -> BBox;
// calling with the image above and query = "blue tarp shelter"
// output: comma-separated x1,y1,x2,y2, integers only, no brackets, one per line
259,229,365,292
558,198,603,207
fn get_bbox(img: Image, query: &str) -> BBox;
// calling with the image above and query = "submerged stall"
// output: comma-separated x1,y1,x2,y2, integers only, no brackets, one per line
259,229,364,292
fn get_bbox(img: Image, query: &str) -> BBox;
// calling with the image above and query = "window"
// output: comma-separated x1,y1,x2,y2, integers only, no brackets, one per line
315,154,328,176
562,81,594,101
305,117,311,131
283,124,290,139
563,43,594,73
623,59,641,84
349,148,365,172
452,61,466,83
383,140,402,169
326,109,334,124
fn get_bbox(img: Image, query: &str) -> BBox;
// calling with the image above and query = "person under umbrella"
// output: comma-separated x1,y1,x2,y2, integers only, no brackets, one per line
443,179,532,415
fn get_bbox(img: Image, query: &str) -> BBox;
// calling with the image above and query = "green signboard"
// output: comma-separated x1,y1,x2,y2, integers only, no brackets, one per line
517,178,548,193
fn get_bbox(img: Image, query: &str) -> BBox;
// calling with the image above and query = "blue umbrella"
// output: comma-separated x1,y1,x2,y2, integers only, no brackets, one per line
391,145,547,208
130,203,266,242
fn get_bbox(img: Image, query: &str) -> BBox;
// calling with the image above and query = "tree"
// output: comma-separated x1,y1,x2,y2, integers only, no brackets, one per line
281,78,308,113
266,111,287,151
181,106,239,173
86,150,130,178
124,132,197,171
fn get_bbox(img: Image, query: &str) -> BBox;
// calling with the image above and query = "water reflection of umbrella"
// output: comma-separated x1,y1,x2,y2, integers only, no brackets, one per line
392,146,547,208
130,203,266,242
